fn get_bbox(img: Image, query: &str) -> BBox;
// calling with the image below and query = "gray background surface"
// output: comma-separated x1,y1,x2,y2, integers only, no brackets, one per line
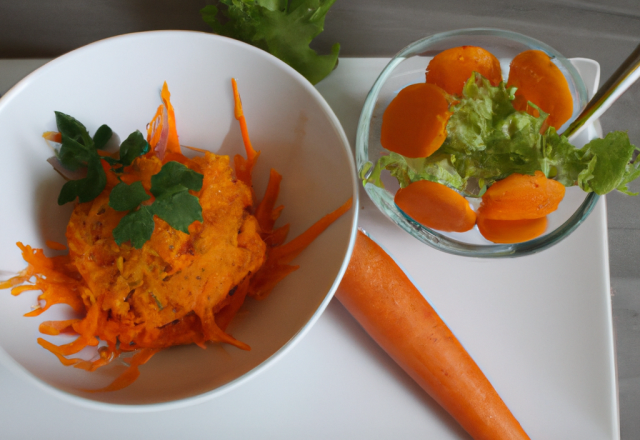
1,0,639,438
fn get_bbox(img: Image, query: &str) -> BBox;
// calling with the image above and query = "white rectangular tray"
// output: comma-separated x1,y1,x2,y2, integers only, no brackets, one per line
0,58,617,439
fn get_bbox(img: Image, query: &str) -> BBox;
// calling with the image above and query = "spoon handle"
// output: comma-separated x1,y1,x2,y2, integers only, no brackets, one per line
565,42,640,141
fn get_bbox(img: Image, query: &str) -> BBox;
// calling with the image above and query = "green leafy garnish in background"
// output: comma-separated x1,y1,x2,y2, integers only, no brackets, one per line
54,112,150,205
52,112,204,249
200,0,340,84
363,73,640,197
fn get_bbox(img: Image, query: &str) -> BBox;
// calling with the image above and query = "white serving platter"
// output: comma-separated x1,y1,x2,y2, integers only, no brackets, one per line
0,57,617,439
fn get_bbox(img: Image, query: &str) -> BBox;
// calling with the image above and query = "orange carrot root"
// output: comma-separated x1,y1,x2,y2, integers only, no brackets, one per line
394,180,476,232
381,83,452,158
479,171,565,220
336,230,530,440
426,46,503,96
507,50,574,129
477,215,548,243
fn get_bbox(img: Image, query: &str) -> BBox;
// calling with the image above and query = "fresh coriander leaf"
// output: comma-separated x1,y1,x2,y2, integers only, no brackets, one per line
151,190,203,233
119,130,150,167
58,133,95,171
150,161,203,197
201,0,339,85
109,181,150,212
57,155,107,205
55,111,92,147
93,124,113,150
112,206,155,248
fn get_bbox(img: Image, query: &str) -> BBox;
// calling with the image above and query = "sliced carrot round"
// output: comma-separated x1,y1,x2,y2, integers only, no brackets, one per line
426,46,503,96
479,171,565,220
477,215,548,244
507,50,574,129
381,83,451,159
395,180,476,232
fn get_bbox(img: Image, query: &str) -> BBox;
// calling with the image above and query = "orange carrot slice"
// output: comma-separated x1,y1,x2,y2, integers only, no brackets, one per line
479,171,565,220
477,215,548,243
336,230,530,440
394,180,476,232
507,50,574,129
381,83,452,158
426,46,503,96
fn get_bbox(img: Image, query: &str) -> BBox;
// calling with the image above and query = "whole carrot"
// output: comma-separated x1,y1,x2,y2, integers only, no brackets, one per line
335,230,530,440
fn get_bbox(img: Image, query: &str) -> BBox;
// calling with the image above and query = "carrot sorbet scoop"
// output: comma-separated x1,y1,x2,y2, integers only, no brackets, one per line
507,50,574,129
426,45,503,96
394,180,476,232
336,231,530,440
380,83,452,158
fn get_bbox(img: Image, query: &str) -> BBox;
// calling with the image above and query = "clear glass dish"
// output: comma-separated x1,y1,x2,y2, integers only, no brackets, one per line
356,28,596,258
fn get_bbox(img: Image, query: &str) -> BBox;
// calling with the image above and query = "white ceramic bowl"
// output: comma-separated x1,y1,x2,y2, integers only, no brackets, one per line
0,31,358,409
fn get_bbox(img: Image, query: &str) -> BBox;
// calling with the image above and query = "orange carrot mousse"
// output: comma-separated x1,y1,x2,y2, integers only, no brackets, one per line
426,46,503,96
394,180,476,232
476,216,548,244
336,230,530,440
380,83,452,158
507,50,574,130
479,171,565,221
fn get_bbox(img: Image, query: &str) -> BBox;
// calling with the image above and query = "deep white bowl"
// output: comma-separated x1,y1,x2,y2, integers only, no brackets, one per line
0,31,358,409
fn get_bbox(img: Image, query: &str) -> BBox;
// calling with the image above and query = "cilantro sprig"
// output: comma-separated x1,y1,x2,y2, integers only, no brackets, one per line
54,112,150,204
110,162,204,248
52,112,204,249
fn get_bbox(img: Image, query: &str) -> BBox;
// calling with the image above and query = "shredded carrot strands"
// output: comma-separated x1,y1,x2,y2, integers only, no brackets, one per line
146,105,164,148
42,131,62,143
270,197,353,265
39,319,80,336
231,78,261,196
249,197,353,300
86,348,159,393
215,278,251,331
2,81,353,392
160,82,181,156
45,240,67,251
255,169,283,232
264,224,290,247
231,78,258,163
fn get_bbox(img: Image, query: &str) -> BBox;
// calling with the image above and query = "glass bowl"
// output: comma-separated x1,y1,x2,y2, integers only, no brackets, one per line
356,28,596,258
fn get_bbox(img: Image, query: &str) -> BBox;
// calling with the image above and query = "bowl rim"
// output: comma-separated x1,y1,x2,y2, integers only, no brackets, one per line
0,29,359,411
356,27,597,258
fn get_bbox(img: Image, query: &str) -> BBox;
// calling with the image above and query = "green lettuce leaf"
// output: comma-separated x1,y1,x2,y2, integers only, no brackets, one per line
201,0,339,84
365,73,640,197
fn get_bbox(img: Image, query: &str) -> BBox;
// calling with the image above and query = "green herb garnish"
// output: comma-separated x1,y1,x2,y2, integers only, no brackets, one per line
200,0,340,85
52,112,204,249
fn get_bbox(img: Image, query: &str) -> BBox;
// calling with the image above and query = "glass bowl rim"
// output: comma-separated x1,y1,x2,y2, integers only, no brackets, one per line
356,27,596,258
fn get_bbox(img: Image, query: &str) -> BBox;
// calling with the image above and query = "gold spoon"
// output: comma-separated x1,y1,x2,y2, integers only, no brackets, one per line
565,43,640,140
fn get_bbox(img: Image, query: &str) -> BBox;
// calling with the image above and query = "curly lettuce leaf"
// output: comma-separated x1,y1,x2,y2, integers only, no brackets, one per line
366,73,640,197
201,0,339,84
